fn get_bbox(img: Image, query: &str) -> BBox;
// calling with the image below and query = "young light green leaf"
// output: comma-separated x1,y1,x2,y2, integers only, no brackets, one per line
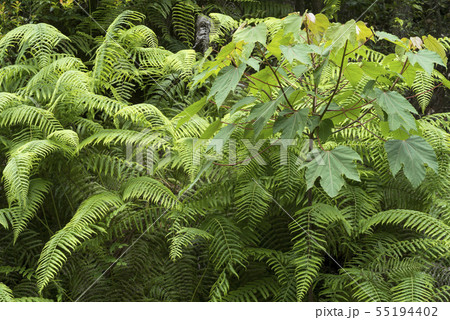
233,23,267,45
245,57,261,71
292,65,308,77
376,31,403,44
246,101,278,139
305,146,361,198
282,13,303,37
280,44,313,65
406,49,445,75
344,63,364,87
385,135,438,188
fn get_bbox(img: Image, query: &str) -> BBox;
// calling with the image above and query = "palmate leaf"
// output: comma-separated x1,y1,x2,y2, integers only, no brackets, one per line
406,50,445,75
374,89,417,132
282,13,303,37
233,22,268,45
274,108,309,139
304,146,361,198
208,64,246,108
385,136,438,188
280,44,313,65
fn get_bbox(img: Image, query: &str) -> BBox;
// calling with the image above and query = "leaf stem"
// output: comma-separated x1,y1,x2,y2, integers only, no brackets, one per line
320,40,348,119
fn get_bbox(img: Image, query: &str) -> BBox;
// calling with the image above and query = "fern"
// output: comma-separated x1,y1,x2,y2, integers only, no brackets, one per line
172,1,197,47
412,70,435,113
0,283,14,302
36,192,123,292
0,23,69,68
391,272,435,302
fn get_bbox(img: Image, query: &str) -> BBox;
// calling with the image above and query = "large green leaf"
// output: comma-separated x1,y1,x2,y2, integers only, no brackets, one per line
282,13,303,37
325,20,357,50
208,64,246,108
274,108,309,139
233,23,267,45
344,63,364,87
305,146,361,197
406,50,445,75
375,89,417,132
280,44,313,65
385,135,438,187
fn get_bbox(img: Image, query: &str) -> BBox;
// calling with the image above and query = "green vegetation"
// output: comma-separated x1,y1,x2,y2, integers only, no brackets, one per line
0,1,449,302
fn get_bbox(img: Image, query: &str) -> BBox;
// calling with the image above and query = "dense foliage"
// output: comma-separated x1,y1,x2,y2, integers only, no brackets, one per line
0,3,449,302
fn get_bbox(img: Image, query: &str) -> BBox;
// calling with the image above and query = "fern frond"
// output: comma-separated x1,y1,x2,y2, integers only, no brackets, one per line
412,70,435,113
9,178,51,241
172,1,196,47
0,23,69,67
235,179,270,229
23,56,86,101
164,49,196,79
120,25,159,48
203,215,246,272
36,192,123,292
121,176,177,208
361,209,450,240
0,104,64,134
169,227,212,261
391,272,434,302
3,152,38,208
222,276,279,301
345,268,391,301
0,92,23,111
0,283,14,302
